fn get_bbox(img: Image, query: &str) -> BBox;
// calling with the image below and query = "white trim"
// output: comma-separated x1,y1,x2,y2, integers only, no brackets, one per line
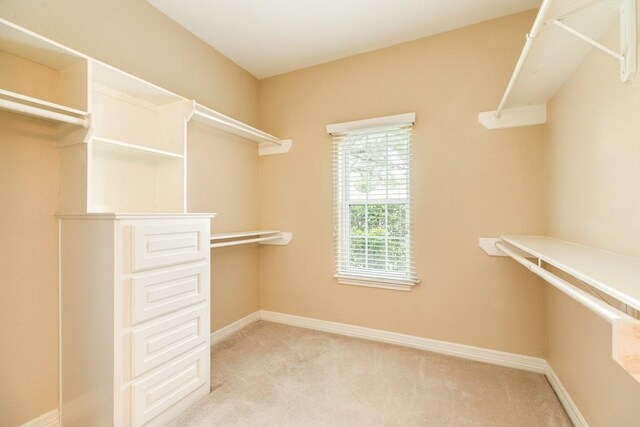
545,364,589,427
207,310,587,425
326,112,416,135
20,409,59,427
210,311,261,345
259,311,547,373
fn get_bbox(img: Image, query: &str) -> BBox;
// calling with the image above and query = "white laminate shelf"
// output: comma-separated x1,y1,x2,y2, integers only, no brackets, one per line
210,230,292,248
501,235,640,312
211,230,281,240
192,104,292,156
91,136,184,160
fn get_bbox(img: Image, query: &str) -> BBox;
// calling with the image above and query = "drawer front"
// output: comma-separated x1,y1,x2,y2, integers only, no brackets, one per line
131,221,209,272
131,304,209,377
131,344,209,426
130,264,208,325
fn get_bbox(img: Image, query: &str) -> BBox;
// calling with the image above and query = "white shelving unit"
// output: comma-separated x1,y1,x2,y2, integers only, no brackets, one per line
480,235,640,382
1,17,220,426
479,0,636,129
192,103,292,156
83,62,193,213
210,230,293,248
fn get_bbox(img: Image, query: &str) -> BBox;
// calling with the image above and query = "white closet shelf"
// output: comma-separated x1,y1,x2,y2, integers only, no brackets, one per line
500,235,640,311
482,235,640,383
211,230,280,240
479,0,636,129
0,88,90,127
192,103,292,156
210,230,292,248
0,18,86,70
480,235,640,313
92,61,188,106
91,136,184,160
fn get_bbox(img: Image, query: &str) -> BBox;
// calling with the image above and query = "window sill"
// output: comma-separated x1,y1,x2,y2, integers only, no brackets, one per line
335,274,419,291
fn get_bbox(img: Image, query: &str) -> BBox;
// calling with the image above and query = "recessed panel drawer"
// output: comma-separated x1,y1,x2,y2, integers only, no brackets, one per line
131,304,208,377
131,221,209,272
131,344,209,426
129,264,208,325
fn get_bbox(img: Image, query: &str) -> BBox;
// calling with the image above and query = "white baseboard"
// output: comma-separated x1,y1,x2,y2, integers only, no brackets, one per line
210,311,261,345
20,409,59,427
216,310,587,426
545,364,589,427
260,310,547,373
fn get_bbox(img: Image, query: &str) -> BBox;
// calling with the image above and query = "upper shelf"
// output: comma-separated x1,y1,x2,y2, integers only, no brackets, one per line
501,235,640,311
479,0,636,129
0,18,85,70
92,62,187,106
191,103,292,156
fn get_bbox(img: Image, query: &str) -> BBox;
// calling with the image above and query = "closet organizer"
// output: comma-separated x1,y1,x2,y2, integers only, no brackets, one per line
0,18,289,426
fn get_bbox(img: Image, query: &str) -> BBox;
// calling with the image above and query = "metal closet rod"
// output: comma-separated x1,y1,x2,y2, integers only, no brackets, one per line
0,98,90,127
495,241,633,324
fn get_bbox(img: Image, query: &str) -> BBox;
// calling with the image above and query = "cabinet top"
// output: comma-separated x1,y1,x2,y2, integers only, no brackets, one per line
56,212,217,220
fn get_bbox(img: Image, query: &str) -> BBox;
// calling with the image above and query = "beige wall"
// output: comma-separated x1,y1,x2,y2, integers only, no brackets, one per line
0,0,258,124
187,123,260,331
0,115,59,426
0,1,259,424
257,11,548,356
546,17,640,426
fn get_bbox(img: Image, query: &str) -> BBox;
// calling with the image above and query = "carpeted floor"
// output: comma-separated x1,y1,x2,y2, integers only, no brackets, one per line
168,321,571,426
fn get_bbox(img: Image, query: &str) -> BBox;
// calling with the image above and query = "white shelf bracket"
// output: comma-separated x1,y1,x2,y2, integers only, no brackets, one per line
259,139,292,156
259,232,293,246
478,104,547,129
478,237,534,258
552,0,636,82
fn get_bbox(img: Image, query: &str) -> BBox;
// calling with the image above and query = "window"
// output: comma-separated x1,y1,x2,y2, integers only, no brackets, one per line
328,113,419,290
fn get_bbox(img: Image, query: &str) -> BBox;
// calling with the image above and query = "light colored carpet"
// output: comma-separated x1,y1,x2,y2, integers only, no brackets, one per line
168,321,571,426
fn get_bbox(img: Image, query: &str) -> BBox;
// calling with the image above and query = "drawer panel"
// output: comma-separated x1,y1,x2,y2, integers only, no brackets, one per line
131,221,209,272
131,344,209,426
131,304,208,377
130,264,208,325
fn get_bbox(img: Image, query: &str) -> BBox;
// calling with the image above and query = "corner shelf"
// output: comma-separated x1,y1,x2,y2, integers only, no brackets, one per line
481,235,640,383
210,230,293,248
479,0,636,129
191,103,292,156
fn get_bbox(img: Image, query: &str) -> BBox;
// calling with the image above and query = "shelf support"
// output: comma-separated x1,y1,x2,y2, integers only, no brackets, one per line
552,19,623,61
478,104,546,129
259,139,292,156
551,0,636,82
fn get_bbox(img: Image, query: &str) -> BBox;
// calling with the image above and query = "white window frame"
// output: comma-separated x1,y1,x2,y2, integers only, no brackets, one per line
327,113,420,291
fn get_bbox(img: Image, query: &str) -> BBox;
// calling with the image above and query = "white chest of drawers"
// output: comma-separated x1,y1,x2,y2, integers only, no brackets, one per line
58,213,214,426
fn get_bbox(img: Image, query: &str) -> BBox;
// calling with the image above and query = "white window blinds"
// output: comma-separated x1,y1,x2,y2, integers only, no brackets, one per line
330,114,419,289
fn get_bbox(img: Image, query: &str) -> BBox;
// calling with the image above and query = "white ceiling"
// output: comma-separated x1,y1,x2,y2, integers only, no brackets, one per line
148,0,540,79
